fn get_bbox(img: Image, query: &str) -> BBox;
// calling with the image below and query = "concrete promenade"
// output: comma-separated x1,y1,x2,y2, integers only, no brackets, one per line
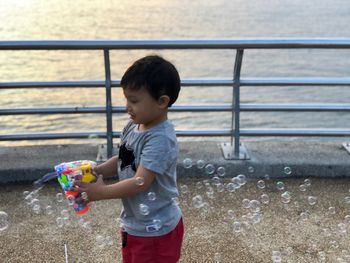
1,140,350,262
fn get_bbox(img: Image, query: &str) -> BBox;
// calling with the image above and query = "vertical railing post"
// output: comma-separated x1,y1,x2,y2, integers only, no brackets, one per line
221,49,250,160
103,49,113,158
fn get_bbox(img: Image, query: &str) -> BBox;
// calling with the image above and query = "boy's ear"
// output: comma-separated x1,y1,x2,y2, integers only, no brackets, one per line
158,95,170,108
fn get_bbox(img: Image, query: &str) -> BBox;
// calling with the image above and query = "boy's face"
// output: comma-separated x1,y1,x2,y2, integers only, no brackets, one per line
123,86,167,129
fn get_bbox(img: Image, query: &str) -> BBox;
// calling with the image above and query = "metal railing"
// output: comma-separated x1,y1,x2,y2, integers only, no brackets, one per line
1,39,350,159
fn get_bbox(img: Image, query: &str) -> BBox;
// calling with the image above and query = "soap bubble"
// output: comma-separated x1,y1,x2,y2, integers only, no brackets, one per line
88,134,99,139
152,219,162,231
23,191,30,197
0,211,9,231
328,207,336,215
276,181,285,191
231,177,241,188
45,205,54,215
318,251,326,261
338,223,347,234
56,217,64,228
304,178,311,187
216,183,225,193
104,235,114,246
204,164,215,175
227,210,235,219
233,221,242,233
211,176,221,185
56,193,64,203
344,196,350,204
183,158,193,169
32,204,41,214
139,204,150,216
299,184,307,192
242,199,250,209
281,191,291,204
226,183,236,192
237,174,247,186
300,211,310,221
61,209,70,220
171,197,179,206
135,177,144,186
147,192,156,201
217,166,226,177
264,174,271,180
249,200,261,213
308,196,317,206
180,185,189,194
96,235,105,248
256,180,265,189
192,195,204,209
284,166,292,175
271,250,282,263
196,181,203,190
247,166,255,173
214,252,221,263
261,194,270,205
196,160,205,169
82,221,93,232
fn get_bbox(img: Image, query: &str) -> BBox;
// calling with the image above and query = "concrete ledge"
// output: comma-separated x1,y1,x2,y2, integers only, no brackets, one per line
0,140,350,184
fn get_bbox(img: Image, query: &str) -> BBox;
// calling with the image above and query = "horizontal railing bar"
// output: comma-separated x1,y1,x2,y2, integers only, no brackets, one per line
2,104,350,115
240,129,350,136
1,129,350,141
1,78,350,89
241,104,350,111
1,39,350,50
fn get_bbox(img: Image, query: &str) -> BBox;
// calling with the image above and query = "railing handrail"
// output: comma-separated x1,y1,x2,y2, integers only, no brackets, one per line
1,39,350,50
1,39,350,159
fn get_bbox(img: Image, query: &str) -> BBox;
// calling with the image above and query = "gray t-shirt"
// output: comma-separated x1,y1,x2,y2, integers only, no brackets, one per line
118,120,182,237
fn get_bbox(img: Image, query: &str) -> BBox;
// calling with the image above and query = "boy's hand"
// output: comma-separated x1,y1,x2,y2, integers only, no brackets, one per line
73,174,106,202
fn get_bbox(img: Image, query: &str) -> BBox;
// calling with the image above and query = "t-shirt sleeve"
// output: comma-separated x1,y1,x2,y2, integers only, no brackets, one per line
139,133,178,175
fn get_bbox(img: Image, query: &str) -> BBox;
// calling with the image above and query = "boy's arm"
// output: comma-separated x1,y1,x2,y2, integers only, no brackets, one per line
93,156,119,178
76,165,156,201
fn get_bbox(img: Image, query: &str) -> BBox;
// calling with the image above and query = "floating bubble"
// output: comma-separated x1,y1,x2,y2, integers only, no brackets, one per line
196,160,205,169
135,177,144,186
152,219,162,231
204,164,215,175
338,223,347,234
56,217,64,228
32,204,41,214
261,194,270,205
96,235,105,248
300,211,310,221
304,178,312,187
30,198,40,207
249,200,261,212
139,204,150,216
276,181,285,191
247,166,255,174
211,176,221,185
227,210,235,219
233,221,242,233
61,209,70,220
256,180,265,189
318,251,326,261
82,221,93,232
45,205,54,215
81,192,88,201
231,177,241,189
182,158,193,169
196,181,203,189
281,191,291,204
180,185,189,194
0,211,9,231
147,192,156,201
192,195,204,209
271,250,282,263
216,183,225,193
217,166,226,177
23,191,30,197
284,166,292,175
299,184,307,192
328,207,336,215
264,174,271,180
88,134,99,139
308,196,317,206
56,193,64,203
237,174,247,185
105,235,113,246
242,199,250,209
226,183,236,193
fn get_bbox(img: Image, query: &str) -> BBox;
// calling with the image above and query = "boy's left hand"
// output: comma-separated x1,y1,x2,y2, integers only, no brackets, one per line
73,174,106,202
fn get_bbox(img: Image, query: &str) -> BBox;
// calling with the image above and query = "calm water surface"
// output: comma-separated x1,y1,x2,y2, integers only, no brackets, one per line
1,0,350,146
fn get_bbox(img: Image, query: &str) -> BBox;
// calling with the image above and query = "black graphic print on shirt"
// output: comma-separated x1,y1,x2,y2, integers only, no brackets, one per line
119,143,136,172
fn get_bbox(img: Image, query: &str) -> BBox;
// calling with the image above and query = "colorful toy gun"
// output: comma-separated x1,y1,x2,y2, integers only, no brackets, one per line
55,160,96,215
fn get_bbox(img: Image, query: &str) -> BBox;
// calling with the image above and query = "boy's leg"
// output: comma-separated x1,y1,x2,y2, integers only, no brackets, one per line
121,218,184,263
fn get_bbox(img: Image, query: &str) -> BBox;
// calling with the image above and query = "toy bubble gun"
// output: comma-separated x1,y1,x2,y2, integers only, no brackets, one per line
54,160,96,215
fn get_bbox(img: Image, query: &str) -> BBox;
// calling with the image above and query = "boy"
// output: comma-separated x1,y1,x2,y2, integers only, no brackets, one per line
74,55,184,263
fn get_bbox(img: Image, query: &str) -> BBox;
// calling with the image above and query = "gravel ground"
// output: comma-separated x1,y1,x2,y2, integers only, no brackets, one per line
2,176,350,263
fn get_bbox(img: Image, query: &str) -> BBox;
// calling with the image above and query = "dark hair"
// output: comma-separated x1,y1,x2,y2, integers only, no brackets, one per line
120,55,181,107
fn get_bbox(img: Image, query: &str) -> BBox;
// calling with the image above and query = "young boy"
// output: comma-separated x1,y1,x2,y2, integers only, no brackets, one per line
74,55,184,263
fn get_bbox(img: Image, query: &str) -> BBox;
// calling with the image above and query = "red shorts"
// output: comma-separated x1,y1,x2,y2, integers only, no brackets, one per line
121,218,184,263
